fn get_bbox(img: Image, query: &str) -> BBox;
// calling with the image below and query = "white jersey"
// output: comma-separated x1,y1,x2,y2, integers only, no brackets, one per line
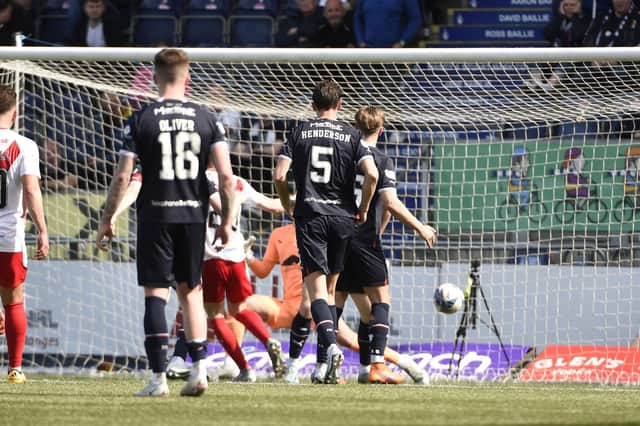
0,129,41,252
204,170,261,262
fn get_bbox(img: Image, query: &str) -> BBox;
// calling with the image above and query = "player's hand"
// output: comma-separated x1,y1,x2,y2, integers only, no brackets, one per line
215,224,233,248
420,224,437,248
96,222,115,251
244,234,256,261
356,209,368,225
36,231,49,259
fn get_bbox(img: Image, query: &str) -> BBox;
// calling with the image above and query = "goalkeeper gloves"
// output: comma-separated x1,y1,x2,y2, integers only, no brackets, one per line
244,235,256,262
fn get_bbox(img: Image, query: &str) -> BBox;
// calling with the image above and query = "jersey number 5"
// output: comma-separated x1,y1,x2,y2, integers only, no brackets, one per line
157,131,202,180
310,146,333,184
0,169,6,209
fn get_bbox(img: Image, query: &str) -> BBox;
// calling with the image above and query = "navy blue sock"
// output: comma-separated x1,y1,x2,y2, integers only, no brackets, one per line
187,340,208,363
358,321,371,366
311,299,336,363
335,306,343,326
172,329,188,359
289,313,311,359
143,296,168,373
370,303,390,363
329,304,338,336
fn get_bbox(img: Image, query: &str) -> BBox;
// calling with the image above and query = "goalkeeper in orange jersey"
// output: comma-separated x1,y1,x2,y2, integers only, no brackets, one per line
243,221,429,384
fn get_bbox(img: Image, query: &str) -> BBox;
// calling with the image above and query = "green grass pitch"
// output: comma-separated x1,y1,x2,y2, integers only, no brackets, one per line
1,376,639,425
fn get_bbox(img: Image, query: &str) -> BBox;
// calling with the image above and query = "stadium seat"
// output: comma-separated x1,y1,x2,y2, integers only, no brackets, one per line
229,15,274,47
137,0,180,15
181,15,226,47
186,0,230,15
234,0,278,16
37,15,68,45
42,0,70,14
283,0,299,15
131,15,178,46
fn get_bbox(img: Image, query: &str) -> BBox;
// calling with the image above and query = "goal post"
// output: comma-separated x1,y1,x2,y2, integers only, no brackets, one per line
0,47,639,383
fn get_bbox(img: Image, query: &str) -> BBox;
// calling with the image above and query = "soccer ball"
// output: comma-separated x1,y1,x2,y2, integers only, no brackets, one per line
433,283,464,314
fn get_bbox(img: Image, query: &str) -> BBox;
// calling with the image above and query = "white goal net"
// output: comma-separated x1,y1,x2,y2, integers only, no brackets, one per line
1,47,639,383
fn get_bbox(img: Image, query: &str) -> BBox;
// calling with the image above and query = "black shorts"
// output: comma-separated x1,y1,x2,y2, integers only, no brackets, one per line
136,222,206,289
295,215,356,277
336,238,388,294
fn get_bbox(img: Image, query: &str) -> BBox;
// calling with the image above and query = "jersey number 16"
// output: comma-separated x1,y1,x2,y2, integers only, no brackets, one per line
158,131,202,180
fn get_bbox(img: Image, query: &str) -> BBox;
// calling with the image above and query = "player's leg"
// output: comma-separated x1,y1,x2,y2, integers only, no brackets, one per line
166,308,190,379
209,314,244,380
133,222,176,397
322,216,356,384
174,224,209,396
285,288,312,384
228,284,286,379
0,251,27,384
363,281,405,384
245,293,281,325
202,259,252,382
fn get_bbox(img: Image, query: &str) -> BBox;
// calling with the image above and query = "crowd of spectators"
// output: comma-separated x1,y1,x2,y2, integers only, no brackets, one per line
0,0,432,48
545,0,640,47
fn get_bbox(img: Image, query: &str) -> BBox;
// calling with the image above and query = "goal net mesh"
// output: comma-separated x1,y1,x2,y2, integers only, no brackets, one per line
1,51,639,383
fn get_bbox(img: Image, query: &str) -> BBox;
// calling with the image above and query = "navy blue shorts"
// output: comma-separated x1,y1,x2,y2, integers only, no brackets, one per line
295,215,356,277
136,222,206,288
336,238,388,294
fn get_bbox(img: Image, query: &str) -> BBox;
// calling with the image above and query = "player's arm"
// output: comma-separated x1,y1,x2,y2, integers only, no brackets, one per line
209,133,236,246
238,177,285,214
357,156,378,225
112,180,141,223
97,153,135,250
380,209,392,237
246,231,279,278
380,190,436,248
274,157,293,216
22,174,49,259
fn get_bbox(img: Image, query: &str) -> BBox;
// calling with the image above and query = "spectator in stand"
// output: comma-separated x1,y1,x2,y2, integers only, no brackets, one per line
67,0,125,47
545,0,590,47
583,0,640,46
40,137,78,192
276,0,324,47
0,0,34,45
315,0,355,47
354,0,422,48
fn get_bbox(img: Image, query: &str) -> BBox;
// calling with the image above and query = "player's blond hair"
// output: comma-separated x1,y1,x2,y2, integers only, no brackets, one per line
154,48,189,84
0,84,16,115
355,106,384,137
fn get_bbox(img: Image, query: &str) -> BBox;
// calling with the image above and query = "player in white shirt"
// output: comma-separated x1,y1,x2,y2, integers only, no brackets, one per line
197,164,287,382
0,85,49,384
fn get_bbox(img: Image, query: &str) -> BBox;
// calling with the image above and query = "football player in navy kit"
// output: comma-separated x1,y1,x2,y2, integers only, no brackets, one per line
97,48,235,397
273,79,379,384
336,106,436,384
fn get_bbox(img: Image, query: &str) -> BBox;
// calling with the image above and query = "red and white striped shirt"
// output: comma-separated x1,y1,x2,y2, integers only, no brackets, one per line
0,129,41,252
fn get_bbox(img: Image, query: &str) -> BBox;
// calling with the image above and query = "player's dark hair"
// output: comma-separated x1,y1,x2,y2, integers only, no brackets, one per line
312,79,342,111
0,85,17,115
355,106,384,137
154,48,189,84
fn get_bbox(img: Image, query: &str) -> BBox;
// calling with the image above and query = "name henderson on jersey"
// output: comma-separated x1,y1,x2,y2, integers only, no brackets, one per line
300,122,353,142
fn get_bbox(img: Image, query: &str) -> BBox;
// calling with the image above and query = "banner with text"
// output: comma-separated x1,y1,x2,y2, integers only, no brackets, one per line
521,345,640,384
198,341,532,381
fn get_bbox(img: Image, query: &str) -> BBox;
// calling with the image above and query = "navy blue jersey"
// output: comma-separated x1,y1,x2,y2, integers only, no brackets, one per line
121,99,226,223
280,118,371,218
354,146,396,243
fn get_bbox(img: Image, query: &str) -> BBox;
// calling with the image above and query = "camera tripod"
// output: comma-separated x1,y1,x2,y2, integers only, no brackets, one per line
448,260,510,378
